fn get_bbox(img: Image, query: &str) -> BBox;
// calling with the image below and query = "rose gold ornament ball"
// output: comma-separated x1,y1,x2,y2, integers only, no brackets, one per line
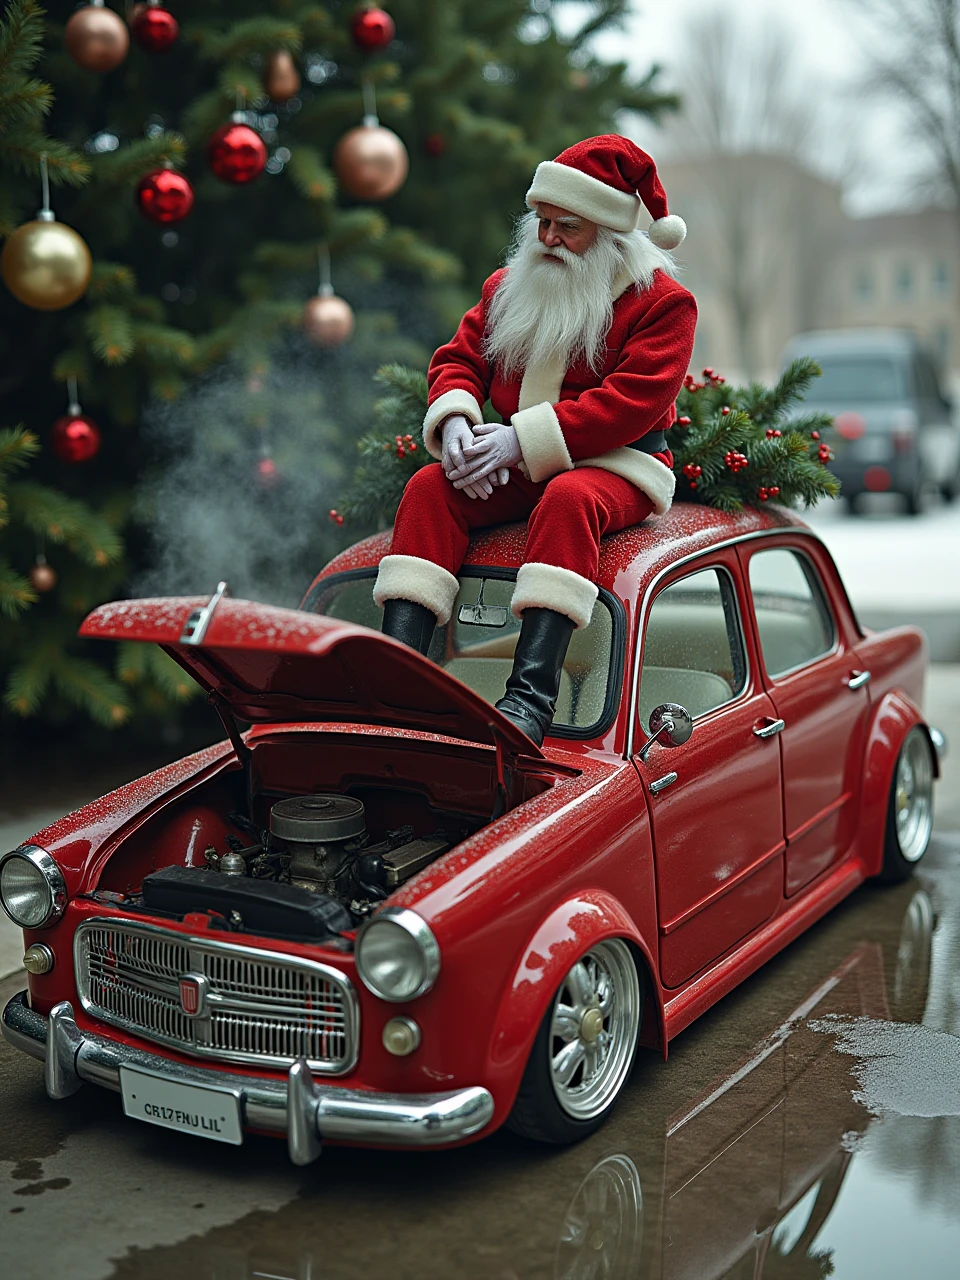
263,50,301,102
65,5,130,73
302,293,355,347
333,123,408,201
1,220,93,310
30,562,58,593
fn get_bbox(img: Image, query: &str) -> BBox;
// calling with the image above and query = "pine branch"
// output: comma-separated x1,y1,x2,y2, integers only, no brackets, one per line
9,482,123,566
84,305,136,365
0,557,35,617
4,647,53,717
0,0,45,80
286,146,336,202
0,425,39,480
87,261,138,302
0,131,89,182
0,77,52,128
51,656,130,726
131,322,195,367
194,19,303,63
93,134,187,185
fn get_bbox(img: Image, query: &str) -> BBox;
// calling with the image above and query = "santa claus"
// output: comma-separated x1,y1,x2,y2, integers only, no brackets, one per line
373,135,697,745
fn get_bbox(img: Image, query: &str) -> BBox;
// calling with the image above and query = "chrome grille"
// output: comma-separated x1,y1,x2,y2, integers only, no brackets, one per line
74,918,358,1072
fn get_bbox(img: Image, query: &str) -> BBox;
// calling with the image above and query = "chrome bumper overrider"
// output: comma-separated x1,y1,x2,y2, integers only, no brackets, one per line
1,992,494,1164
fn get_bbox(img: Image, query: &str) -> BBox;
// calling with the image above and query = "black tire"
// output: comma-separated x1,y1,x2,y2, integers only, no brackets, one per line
902,482,923,517
878,728,935,882
507,939,642,1145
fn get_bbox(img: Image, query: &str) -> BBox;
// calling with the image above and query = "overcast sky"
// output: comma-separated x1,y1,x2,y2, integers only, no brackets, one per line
565,0,909,215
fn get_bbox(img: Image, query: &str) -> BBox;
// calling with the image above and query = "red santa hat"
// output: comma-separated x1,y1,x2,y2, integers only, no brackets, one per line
525,135,686,249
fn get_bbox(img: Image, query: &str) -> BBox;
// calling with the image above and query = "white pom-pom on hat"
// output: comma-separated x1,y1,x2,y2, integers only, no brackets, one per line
648,214,687,250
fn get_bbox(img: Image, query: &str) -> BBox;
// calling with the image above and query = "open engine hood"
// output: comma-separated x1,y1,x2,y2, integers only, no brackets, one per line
80,592,554,767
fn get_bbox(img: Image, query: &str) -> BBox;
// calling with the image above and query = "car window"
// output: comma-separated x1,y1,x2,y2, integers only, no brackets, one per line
748,549,835,677
803,356,907,403
309,571,617,735
639,567,746,729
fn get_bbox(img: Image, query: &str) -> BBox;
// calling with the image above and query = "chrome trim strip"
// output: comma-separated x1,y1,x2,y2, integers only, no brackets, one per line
626,527,833,758
1,993,495,1156
356,906,441,1002
179,579,229,645
0,844,67,929
73,917,359,1074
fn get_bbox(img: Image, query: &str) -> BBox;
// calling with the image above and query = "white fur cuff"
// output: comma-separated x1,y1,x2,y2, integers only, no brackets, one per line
422,389,484,459
373,554,461,625
511,401,574,483
511,562,599,631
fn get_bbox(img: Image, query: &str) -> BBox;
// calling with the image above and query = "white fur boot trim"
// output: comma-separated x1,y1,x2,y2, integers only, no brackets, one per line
511,562,599,631
373,555,461,625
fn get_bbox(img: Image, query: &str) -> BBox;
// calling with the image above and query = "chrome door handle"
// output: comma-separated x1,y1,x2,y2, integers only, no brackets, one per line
847,670,871,690
753,718,785,738
649,771,678,794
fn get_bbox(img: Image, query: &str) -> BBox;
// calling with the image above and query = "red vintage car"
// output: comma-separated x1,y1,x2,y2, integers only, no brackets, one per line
0,503,944,1162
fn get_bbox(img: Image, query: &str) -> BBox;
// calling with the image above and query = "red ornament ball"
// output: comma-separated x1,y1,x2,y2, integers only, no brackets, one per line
677,415,691,426
256,455,279,488
30,561,57,593
810,430,820,440
130,3,179,53
351,7,395,50
51,411,101,464
207,122,267,184
721,406,730,416
135,168,194,224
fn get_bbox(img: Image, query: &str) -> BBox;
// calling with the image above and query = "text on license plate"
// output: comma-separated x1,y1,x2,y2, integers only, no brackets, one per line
119,1064,243,1145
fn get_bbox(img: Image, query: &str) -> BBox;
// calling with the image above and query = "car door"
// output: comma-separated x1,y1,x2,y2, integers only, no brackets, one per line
633,552,785,989
739,540,870,897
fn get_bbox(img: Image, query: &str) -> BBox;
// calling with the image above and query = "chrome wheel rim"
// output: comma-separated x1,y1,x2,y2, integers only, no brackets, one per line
895,730,934,863
548,939,640,1121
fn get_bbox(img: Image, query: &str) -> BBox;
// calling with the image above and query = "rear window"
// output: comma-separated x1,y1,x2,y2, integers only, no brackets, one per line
306,570,621,736
803,355,907,403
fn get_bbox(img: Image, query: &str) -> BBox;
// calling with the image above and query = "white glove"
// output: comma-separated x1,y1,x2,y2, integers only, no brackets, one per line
441,415,503,500
449,422,521,490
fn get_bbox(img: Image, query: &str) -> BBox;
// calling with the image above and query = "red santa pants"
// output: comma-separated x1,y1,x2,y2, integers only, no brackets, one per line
375,462,655,630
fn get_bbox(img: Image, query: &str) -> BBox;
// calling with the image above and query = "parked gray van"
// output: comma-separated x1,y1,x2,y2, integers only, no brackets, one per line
780,329,960,514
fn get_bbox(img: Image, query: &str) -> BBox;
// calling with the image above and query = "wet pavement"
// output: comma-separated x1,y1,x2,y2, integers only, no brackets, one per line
3,678,960,1278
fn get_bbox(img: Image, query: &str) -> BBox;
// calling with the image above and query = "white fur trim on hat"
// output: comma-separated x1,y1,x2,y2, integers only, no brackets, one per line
575,450,676,515
511,562,599,631
526,160,641,233
373,554,461,625
511,400,574,483
422,389,484,459
648,214,686,250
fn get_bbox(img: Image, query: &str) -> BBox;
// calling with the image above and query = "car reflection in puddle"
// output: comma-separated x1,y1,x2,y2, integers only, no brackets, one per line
114,884,939,1280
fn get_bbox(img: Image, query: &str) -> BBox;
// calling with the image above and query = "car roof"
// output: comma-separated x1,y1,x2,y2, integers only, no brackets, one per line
782,328,923,359
311,501,814,613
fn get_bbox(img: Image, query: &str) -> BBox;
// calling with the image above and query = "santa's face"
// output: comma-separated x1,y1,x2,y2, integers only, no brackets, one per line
482,207,625,380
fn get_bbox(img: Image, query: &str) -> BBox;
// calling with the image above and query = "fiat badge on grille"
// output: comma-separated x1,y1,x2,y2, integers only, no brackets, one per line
178,973,207,1017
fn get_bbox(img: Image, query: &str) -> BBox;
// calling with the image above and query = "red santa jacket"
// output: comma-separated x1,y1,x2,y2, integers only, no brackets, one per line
422,253,697,514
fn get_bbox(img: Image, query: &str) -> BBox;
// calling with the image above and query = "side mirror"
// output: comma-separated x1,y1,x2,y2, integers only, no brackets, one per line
637,702,693,761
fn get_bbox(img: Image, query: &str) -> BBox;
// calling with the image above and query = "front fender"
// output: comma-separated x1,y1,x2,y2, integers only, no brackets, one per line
859,690,933,876
484,890,662,1101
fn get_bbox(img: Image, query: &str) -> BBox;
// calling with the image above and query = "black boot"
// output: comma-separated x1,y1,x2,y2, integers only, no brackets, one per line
381,598,436,656
495,608,575,747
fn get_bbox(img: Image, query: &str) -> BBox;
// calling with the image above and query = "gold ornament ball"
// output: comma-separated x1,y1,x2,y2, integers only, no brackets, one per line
264,50,301,102
1,220,93,311
65,5,130,73
30,562,58,593
333,124,408,201
303,293,355,347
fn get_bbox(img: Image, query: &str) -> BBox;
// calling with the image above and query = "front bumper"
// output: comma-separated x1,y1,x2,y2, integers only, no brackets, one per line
1,992,494,1163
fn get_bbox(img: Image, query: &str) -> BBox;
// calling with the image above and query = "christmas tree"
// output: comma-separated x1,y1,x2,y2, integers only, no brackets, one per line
0,0,677,734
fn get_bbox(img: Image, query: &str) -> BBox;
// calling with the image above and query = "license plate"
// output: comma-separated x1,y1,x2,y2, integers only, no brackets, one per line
120,1064,243,1145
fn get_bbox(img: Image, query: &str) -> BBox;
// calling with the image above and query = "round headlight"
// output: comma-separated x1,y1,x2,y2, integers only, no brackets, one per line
356,907,440,1002
0,846,67,929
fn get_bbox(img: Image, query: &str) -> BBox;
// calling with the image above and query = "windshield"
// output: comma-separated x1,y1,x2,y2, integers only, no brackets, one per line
307,570,618,735
803,355,908,403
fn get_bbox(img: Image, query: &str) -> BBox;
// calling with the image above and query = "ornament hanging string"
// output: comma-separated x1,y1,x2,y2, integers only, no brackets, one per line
318,243,333,298
67,375,81,415
362,77,378,127
39,152,51,220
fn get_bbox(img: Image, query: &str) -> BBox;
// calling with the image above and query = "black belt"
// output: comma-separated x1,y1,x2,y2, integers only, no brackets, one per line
626,430,668,455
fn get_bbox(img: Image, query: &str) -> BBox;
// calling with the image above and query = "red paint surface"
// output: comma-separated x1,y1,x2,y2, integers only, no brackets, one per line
12,502,932,1146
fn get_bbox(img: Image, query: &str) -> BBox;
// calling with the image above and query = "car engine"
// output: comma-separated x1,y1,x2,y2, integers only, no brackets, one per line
137,793,463,944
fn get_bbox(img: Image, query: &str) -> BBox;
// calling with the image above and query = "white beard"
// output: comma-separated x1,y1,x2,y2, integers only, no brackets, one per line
482,212,676,381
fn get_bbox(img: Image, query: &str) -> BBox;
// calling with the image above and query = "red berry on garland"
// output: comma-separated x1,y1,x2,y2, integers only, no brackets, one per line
682,462,702,480
818,445,832,463
424,133,446,157
703,367,714,377
135,168,194,224
328,508,345,526
130,2,179,53
51,409,101,463
769,486,780,497
811,431,820,440
351,7,395,50
207,118,267,184
758,487,769,501
765,428,782,439
256,455,279,487
721,406,730,416
677,415,691,426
